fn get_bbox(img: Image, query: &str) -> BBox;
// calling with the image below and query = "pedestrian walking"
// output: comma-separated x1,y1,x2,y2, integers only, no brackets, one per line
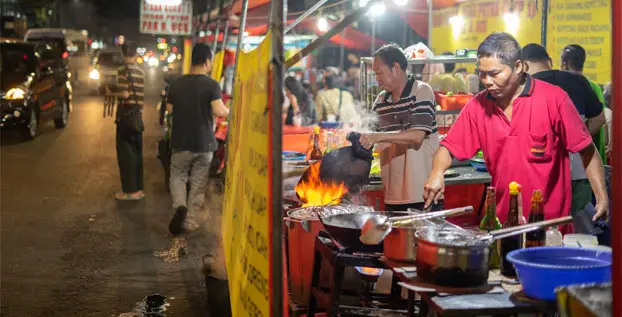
166,43,229,236
107,42,145,201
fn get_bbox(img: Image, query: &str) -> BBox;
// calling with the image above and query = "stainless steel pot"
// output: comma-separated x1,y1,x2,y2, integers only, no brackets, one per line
414,216,574,287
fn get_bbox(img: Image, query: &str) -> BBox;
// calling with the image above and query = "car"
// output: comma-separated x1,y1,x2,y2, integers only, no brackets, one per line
88,48,124,95
1,41,71,140
25,28,89,87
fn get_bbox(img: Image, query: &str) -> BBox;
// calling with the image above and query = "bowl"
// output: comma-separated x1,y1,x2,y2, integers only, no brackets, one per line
507,247,612,300
469,158,487,172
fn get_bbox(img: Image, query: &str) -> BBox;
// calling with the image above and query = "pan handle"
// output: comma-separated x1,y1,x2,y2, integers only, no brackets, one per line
489,216,573,239
390,206,474,227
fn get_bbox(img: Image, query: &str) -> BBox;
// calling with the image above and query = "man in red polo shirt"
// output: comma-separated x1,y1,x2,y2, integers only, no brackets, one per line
423,32,608,224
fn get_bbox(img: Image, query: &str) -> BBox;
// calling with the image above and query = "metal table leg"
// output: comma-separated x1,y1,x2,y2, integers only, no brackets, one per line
326,260,345,317
306,248,323,316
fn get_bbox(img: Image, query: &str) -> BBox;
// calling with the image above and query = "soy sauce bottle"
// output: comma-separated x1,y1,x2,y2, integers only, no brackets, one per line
479,187,502,269
499,181,523,277
525,190,546,248
308,126,323,161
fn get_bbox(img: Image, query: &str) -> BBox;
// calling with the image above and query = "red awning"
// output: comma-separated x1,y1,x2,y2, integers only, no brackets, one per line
298,17,388,51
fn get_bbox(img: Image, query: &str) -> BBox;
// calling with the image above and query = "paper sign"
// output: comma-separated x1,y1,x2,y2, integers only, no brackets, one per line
139,0,192,35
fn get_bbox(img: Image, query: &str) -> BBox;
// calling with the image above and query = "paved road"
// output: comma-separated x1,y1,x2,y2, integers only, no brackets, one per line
1,70,222,316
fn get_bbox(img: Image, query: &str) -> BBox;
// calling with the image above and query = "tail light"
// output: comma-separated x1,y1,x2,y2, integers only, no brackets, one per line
62,51,69,59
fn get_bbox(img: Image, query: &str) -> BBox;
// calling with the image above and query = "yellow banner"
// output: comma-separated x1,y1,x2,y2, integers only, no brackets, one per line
547,0,611,83
431,0,542,73
222,32,273,317
430,0,611,83
211,50,225,81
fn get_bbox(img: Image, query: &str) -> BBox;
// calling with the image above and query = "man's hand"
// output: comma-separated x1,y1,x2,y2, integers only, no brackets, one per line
359,133,378,149
423,171,445,209
593,200,609,221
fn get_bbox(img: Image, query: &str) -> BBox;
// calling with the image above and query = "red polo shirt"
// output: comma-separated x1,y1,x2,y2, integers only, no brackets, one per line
441,75,592,223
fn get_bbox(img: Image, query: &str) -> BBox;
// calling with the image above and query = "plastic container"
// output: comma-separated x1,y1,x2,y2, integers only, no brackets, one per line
507,247,612,300
469,158,487,171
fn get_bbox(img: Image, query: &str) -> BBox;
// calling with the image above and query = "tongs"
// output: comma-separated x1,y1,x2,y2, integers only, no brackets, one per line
359,206,474,245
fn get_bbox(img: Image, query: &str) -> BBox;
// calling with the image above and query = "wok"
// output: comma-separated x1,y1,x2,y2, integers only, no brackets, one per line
319,210,413,253
298,132,372,195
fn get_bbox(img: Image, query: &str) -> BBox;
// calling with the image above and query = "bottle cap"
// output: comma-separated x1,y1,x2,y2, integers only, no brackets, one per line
509,181,520,195
532,189,543,202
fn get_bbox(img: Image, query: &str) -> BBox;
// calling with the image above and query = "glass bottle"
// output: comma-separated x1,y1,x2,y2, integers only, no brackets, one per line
499,181,523,277
309,126,324,161
525,190,546,248
546,227,563,246
479,186,502,269
324,131,334,155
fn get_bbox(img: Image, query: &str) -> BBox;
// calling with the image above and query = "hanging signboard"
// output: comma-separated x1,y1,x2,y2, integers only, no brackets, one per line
221,32,275,317
139,0,192,35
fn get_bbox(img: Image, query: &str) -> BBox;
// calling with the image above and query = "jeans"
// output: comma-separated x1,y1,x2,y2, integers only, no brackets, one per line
170,151,213,212
116,127,143,193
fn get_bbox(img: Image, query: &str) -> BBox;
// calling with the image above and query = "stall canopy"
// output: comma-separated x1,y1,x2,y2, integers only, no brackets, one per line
215,0,463,43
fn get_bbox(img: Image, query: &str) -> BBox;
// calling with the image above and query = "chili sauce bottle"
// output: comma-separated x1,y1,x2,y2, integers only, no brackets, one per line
499,181,523,277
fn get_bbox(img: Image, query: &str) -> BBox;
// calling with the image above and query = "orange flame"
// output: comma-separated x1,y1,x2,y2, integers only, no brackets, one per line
295,162,348,207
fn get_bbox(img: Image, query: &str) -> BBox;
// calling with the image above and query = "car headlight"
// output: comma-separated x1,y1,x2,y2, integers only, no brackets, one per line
89,69,100,80
5,88,25,100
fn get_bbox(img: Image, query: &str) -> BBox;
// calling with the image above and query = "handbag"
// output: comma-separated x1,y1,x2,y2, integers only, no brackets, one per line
117,64,144,133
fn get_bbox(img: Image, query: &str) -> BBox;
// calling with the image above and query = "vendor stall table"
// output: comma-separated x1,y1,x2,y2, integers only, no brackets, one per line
385,259,559,317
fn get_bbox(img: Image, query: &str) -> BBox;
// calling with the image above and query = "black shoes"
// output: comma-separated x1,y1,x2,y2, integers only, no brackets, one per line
168,206,188,236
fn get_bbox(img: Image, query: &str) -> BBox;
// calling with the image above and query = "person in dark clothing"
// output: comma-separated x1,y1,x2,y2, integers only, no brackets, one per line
107,42,145,200
166,43,229,236
522,43,606,234
284,76,316,126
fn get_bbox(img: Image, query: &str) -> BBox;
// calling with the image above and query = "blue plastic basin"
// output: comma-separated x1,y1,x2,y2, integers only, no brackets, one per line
507,247,612,300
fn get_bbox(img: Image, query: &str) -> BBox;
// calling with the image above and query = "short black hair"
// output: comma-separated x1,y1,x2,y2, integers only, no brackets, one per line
522,43,551,63
121,42,137,58
373,43,407,71
191,43,213,66
324,74,337,89
441,51,456,73
477,32,522,68
561,44,586,71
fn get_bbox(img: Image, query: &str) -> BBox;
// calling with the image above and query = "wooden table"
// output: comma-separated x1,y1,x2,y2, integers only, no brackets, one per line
384,259,559,316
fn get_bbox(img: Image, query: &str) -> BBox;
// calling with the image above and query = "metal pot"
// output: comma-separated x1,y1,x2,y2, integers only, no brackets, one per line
383,217,447,263
414,216,574,287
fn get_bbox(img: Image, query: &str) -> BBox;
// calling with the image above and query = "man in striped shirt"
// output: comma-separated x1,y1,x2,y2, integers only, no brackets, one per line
359,44,440,211
107,43,146,200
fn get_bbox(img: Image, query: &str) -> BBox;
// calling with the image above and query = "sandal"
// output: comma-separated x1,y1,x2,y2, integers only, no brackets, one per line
115,191,145,201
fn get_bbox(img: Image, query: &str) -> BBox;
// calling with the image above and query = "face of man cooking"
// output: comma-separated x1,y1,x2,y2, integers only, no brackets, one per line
478,56,524,100
372,56,400,92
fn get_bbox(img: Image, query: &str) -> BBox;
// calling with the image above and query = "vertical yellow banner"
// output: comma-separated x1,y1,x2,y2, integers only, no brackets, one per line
222,32,273,317
211,50,225,81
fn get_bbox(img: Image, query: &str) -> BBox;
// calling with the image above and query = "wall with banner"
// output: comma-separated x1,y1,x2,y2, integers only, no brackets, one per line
221,32,274,317
430,0,541,73
430,0,612,84
546,0,611,83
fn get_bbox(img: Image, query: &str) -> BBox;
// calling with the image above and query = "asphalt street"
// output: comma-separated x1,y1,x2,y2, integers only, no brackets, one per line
1,69,224,317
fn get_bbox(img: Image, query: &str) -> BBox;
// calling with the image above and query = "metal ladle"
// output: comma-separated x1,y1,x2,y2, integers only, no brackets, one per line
359,206,474,245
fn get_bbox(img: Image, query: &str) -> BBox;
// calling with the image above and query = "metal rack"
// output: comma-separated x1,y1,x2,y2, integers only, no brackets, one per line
359,56,478,110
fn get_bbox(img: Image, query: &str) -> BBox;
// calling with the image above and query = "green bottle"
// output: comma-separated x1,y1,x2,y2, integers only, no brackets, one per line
480,186,502,269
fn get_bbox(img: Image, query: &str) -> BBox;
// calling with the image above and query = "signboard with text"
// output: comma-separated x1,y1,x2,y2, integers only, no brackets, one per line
139,0,192,35
547,0,611,83
221,32,275,317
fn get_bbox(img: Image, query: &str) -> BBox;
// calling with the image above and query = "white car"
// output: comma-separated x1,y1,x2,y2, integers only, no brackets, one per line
87,49,124,95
